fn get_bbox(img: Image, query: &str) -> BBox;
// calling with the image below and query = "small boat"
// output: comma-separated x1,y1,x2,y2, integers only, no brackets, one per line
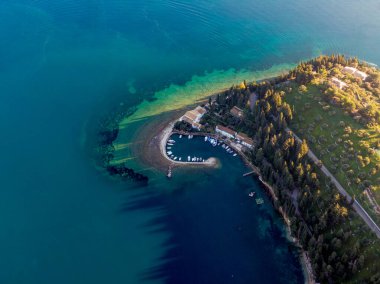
167,147,172,150
168,139,176,143
202,159,205,162
188,156,191,162
179,157,182,161
179,135,182,138
167,151,172,155
204,136,208,142
233,153,237,157
222,144,226,149
174,157,177,160
248,192,256,197
167,143,173,146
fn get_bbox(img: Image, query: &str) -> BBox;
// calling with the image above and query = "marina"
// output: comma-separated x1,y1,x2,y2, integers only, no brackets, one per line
165,133,239,164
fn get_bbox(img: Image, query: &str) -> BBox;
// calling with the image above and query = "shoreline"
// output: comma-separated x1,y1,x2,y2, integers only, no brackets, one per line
131,110,315,283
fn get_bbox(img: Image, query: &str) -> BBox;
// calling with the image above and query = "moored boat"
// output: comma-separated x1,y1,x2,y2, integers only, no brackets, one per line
248,192,256,197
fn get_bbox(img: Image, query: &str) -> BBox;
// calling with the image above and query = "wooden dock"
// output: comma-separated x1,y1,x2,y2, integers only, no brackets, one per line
243,171,255,177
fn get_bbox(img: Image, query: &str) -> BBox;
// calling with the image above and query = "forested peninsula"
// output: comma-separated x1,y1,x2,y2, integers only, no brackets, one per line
96,55,380,283
168,55,380,283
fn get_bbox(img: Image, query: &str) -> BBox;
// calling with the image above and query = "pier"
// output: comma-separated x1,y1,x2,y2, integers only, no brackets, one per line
243,171,255,177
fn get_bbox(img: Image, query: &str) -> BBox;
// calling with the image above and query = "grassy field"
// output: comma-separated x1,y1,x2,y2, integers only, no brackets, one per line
285,83,380,224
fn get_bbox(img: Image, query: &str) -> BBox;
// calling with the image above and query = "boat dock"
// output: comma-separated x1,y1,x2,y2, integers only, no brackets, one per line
243,171,255,177
167,165,172,178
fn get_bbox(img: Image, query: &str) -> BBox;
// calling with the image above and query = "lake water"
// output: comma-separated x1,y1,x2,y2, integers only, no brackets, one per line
1,1,380,283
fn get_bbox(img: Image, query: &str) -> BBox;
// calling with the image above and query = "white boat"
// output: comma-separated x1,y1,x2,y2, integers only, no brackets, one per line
179,135,182,138
167,147,172,149
204,136,208,142
167,151,172,155
233,153,237,157
202,159,205,162
168,139,176,143
179,157,182,161
174,157,177,160
188,156,191,162
167,143,173,146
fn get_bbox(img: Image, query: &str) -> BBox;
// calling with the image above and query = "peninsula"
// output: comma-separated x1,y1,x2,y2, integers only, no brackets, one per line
98,55,380,283
152,55,380,283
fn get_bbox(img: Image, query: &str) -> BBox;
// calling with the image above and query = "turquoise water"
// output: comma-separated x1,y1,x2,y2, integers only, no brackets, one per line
1,1,380,283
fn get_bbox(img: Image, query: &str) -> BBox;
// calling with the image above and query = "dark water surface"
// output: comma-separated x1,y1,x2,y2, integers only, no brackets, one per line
1,1,380,283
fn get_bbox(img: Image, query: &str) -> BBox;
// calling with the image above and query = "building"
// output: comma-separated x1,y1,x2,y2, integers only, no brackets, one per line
331,77,347,90
236,132,254,149
230,106,244,119
215,125,236,139
343,66,356,75
179,106,207,130
343,66,368,81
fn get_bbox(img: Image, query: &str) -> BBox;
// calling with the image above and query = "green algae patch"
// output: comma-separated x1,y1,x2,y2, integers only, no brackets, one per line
118,64,294,128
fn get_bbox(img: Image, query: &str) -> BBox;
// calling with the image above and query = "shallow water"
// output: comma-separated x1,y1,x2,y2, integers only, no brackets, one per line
1,0,380,283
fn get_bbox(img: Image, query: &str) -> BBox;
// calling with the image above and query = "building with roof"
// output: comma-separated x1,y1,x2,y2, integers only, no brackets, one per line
230,106,244,119
331,77,347,90
215,125,236,139
236,132,254,149
343,66,368,81
179,106,207,130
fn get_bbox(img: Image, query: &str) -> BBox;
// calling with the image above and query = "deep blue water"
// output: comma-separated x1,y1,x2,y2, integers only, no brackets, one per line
1,1,380,283
142,134,304,283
